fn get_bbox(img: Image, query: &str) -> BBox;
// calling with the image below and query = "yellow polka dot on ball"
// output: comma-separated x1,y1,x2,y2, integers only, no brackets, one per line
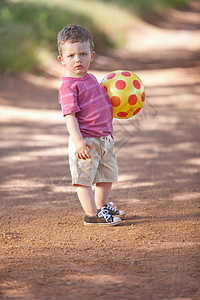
101,70,146,119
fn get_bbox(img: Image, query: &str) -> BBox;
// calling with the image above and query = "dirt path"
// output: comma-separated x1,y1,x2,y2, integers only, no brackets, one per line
0,2,200,300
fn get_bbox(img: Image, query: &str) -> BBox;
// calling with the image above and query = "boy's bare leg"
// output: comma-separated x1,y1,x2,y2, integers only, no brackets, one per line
95,182,112,209
76,185,97,216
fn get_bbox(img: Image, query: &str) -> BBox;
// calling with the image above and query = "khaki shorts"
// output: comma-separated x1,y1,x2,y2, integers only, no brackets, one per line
68,135,118,186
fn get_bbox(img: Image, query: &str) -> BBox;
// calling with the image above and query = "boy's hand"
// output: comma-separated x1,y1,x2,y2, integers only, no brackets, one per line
75,139,94,160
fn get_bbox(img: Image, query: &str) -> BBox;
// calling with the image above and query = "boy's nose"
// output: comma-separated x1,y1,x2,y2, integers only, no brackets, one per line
75,55,81,62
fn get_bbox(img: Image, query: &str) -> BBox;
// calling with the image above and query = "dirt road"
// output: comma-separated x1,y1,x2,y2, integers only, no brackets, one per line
0,2,200,299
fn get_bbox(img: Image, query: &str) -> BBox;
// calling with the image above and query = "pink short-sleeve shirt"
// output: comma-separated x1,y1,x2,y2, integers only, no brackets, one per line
59,73,113,138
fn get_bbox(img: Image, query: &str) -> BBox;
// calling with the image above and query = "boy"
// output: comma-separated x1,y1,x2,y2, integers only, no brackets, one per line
57,24,125,226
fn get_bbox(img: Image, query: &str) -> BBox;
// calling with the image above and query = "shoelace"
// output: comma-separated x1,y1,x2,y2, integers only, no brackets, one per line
98,206,112,222
106,202,118,213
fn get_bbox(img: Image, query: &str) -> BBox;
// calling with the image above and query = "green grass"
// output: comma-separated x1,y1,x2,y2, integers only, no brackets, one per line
0,0,191,72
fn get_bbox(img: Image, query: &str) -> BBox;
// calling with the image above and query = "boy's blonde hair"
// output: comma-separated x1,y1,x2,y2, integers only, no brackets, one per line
57,24,94,55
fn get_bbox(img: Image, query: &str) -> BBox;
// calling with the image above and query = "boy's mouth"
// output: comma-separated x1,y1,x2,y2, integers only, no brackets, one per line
75,65,83,69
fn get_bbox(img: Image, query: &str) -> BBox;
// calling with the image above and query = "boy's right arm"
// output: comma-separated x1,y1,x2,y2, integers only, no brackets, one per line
65,114,93,160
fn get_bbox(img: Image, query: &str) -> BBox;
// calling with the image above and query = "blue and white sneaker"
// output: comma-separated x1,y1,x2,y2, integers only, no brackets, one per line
84,206,121,226
98,202,126,218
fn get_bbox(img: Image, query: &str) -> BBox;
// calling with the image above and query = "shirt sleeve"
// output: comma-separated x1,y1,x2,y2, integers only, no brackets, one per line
59,82,81,116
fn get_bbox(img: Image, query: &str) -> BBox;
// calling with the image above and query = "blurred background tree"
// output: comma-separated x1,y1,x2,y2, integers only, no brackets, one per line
0,0,190,73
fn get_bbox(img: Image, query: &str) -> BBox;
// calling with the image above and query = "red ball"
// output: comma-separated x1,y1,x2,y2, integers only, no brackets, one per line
101,70,146,119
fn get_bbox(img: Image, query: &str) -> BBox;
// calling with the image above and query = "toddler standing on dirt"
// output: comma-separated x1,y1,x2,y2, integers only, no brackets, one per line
57,24,125,226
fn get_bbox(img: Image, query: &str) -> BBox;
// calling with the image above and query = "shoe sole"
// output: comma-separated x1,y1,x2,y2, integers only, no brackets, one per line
84,218,121,226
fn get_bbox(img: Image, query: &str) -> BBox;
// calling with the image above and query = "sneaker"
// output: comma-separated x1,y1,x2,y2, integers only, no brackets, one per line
84,208,121,226
98,202,126,218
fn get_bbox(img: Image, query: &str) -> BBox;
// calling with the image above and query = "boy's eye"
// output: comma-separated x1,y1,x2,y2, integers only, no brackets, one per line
68,54,74,58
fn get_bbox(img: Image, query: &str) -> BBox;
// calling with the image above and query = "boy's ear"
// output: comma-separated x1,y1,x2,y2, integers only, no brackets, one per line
90,51,95,62
57,55,64,65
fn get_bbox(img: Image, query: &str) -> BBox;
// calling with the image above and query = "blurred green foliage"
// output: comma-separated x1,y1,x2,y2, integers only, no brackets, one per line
0,0,113,72
0,0,191,72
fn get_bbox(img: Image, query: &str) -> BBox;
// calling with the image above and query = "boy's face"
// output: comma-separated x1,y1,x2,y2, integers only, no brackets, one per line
58,41,95,78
